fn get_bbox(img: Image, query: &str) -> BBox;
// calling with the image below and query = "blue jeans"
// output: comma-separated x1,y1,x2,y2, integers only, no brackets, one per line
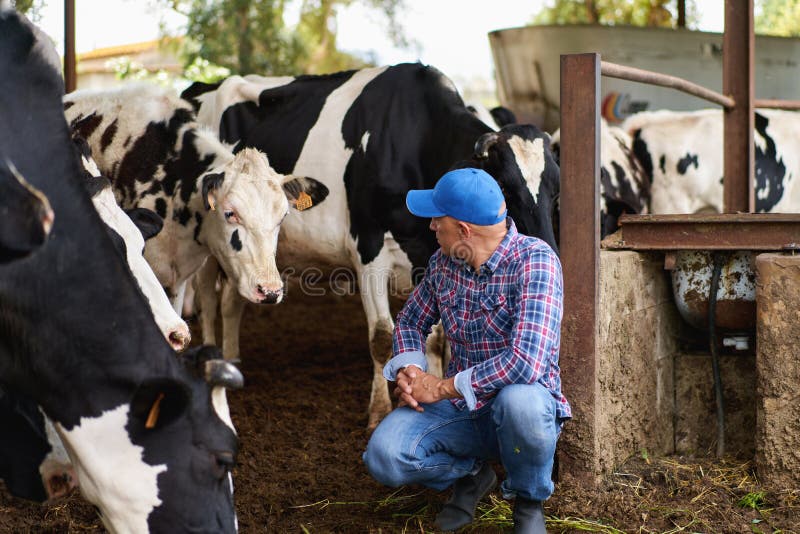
363,383,560,501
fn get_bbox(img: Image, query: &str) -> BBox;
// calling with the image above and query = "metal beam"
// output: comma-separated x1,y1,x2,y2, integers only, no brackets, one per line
604,213,800,251
723,0,754,213
64,0,76,92
559,53,600,484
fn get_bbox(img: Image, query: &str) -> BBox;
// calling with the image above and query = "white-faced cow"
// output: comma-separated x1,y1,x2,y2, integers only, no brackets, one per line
623,108,800,214
0,9,240,532
182,64,561,429
0,158,53,263
63,83,328,317
550,118,650,238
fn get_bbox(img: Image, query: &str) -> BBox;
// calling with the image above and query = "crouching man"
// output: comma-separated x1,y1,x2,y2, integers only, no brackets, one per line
363,168,571,533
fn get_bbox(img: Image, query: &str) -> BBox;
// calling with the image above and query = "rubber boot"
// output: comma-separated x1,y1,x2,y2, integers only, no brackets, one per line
513,498,546,534
433,463,497,532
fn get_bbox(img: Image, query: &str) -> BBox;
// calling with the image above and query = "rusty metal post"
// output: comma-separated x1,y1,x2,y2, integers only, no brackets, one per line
64,0,76,92
723,0,754,213
559,53,600,484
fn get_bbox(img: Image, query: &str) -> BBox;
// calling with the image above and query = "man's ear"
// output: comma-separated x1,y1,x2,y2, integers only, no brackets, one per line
202,172,225,211
282,175,329,211
457,221,472,239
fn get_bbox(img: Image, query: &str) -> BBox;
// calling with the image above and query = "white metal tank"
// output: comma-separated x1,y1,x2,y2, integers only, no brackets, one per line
489,25,800,132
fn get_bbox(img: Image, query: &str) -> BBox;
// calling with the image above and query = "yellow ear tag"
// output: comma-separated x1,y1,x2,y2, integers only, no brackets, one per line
294,191,313,211
145,392,165,429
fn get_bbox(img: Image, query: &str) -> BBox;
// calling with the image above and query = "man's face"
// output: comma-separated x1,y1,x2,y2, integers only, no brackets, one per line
430,215,463,257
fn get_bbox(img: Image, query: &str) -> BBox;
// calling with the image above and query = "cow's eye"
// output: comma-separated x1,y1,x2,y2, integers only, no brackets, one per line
224,210,240,224
212,451,235,478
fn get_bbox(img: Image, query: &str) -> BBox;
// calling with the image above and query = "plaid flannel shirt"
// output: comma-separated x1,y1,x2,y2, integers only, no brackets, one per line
384,219,571,420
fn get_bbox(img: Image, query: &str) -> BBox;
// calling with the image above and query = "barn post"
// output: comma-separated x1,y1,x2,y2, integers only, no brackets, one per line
558,53,601,484
723,0,754,213
64,0,76,92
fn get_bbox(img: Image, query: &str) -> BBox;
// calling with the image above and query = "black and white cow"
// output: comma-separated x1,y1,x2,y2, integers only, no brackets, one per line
550,118,650,238
0,158,53,263
0,9,240,531
182,64,561,429
0,140,195,504
623,109,800,214
63,83,328,316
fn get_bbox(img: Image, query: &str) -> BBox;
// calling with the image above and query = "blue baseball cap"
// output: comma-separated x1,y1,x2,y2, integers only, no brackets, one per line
406,168,507,226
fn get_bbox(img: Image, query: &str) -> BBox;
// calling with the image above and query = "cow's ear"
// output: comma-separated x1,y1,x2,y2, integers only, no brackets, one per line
130,378,190,431
202,172,225,211
125,207,163,241
282,176,329,212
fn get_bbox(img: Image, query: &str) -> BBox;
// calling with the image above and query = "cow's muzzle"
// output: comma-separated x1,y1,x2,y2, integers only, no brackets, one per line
256,284,283,304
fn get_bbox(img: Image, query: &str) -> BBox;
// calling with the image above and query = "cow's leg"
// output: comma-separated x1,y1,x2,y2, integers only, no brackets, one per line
182,274,197,319
170,279,187,316
425,322,446,378
220,280,246,363
196,257,221,346
357,263,395,431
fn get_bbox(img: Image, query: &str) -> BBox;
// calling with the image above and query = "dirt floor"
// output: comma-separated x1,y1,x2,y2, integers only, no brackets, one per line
1,287,798,533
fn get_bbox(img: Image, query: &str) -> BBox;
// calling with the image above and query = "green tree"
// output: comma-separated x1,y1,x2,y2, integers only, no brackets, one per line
11,0,48,21
158,0,407,77
533,0,800,35
533,0,700,28
296,0,407,74
755,0,800,36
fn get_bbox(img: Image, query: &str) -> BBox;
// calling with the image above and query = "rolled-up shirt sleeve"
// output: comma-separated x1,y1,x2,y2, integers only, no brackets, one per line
453,368,477,409
382,351,427,381
463,245,563,401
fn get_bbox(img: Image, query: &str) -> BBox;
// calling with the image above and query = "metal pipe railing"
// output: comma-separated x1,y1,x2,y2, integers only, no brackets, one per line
754,98,800,110
600,62,800,112
600,61,735,108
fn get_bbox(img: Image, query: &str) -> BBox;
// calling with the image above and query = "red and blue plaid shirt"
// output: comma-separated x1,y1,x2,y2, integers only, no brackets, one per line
385,219,571,420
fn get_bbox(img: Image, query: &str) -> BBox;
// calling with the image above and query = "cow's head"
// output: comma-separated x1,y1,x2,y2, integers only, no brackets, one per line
200,147,328,304
0,158,54,263
74,136,191,351
461,124,560,253
0,8,236,531
55,346,242,533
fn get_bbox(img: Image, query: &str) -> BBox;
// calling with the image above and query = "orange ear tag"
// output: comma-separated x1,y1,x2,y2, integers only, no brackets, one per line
294,191,313,211
145,392,165,429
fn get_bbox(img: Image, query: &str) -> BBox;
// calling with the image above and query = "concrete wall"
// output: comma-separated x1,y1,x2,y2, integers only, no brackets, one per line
755,253,800,487
594,250,679,474
563,250,799,485
674,353,756,457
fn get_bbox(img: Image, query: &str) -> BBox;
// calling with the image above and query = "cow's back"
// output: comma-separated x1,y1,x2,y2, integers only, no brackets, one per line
185,64,491,273
624,108,800,214
64,84,198,207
